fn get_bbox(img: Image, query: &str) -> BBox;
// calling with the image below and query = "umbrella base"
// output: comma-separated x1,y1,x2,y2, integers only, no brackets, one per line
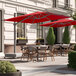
4,53,16,58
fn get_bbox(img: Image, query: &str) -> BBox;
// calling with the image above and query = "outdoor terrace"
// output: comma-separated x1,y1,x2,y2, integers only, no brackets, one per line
1,56,76,76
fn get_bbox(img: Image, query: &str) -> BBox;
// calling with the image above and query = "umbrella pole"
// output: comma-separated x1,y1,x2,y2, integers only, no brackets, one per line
13,15,33,53
14,23,16,53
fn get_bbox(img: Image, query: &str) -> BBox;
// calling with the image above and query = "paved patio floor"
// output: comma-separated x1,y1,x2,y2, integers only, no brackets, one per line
1,56,76,76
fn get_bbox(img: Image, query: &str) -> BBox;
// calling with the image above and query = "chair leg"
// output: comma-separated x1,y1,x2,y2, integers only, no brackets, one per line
45,54,47,60
27,54,29,61
21,54,24,60
50,52,55,61
65,50,68,55
43,54,47,61
51,56,55,61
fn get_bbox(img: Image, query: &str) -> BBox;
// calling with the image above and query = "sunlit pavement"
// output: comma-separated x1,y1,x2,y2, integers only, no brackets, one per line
1,56,76,76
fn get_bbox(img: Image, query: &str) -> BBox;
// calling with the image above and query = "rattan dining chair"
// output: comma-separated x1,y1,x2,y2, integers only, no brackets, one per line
69,44,74,51
61,44,70,55
38,45,48,61
53,44,61,56
27,46,38,61
48,45,55,61
21,46,29,61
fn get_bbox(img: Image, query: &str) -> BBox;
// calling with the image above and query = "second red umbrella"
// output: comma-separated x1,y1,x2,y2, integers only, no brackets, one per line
40,19,76,28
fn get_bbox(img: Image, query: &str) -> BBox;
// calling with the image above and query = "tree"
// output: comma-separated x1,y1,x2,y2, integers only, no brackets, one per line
62,26,70,44
72,13,76,29
46,27,55,45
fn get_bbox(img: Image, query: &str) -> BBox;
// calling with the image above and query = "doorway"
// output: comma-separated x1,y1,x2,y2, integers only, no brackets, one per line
54,28,58,44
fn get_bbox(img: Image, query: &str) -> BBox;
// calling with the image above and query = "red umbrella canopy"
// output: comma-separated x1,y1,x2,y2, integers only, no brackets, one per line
40,19,76,28
4,11,70,23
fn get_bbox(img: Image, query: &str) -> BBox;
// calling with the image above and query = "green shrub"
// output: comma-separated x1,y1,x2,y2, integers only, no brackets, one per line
0,61,17,74
68,51,76,69
73,44,76,51
72,13,76,29
62,26,70,44
46,27,55,45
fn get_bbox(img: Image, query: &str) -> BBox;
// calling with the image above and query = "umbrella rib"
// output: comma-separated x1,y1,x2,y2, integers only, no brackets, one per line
32,16,36,23
14,12,52,24
14,15,34,25
49,20,73,27
40,12,52,21
35,12,52,19
37,13,41,19
33,13,42,19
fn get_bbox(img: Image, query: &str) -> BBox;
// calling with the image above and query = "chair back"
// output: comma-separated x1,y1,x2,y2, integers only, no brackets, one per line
21,46,27,50
39,45,48,50
48,45,54,51
54,44,60,49
62,44,69,49
27,46,37,54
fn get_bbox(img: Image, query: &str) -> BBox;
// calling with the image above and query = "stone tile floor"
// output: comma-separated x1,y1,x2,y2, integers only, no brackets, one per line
0,56,76,76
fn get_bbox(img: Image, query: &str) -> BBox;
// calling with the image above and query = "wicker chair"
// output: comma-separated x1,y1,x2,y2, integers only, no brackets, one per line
61,44,70,55
48,45,55,61
27,46,38,61
69,44,74,51
38,45,48,61
21,46,29,61
53,44,61,56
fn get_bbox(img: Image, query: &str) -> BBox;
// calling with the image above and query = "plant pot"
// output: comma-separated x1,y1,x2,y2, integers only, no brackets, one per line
36,39,44,45
16,39,28,45
0,70,22,76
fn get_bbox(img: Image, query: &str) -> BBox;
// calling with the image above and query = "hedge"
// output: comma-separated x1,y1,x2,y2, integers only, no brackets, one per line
68,51,76,69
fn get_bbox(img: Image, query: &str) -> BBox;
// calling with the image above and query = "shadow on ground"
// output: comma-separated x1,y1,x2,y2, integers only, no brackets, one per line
0,59,29,63
0,58,45,63
28,65,76,75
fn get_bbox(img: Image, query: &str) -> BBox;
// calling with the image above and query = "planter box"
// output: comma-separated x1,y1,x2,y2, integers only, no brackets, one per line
0,70,22,76
36,39,44,45
16,39,28,45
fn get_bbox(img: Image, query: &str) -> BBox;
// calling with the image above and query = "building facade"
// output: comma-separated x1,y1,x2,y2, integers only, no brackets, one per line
0,0,75,57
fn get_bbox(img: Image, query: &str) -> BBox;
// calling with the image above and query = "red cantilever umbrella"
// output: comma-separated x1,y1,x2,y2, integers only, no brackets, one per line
4,11,70,53
5,11,70,23
40,19,76,28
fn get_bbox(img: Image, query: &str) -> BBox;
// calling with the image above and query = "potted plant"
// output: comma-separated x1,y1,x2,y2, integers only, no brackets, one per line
0,61,22,76
16,37,28,45
46,27,55,50
46,27,55,45
62,26,70,44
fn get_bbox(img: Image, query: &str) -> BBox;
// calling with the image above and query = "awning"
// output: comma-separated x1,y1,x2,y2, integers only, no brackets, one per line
40,19,76,28
4,11,70,23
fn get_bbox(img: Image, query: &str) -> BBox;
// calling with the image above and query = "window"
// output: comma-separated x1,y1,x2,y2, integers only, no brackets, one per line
65,0,70,8
37,23,43,39
16,13,26,38
53,0,58,8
